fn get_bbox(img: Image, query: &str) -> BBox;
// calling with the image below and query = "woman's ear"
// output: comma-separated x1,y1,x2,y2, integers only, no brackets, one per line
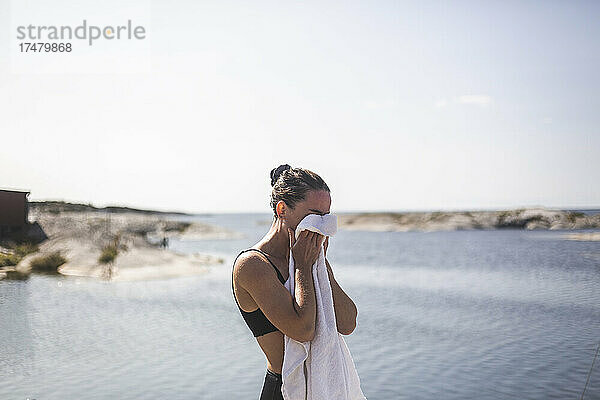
276,200,286,220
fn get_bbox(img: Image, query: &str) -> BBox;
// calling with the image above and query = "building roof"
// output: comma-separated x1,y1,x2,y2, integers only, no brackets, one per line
0,188,31,195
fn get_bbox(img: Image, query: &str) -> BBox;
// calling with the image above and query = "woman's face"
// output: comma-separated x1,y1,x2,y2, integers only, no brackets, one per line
280,190,331,231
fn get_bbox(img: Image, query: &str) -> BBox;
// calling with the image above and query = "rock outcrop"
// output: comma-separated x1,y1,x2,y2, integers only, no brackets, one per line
9,208,241,281
338,208,600,232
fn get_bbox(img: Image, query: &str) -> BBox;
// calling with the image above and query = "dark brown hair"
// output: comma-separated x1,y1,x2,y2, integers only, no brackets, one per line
269,164,330,218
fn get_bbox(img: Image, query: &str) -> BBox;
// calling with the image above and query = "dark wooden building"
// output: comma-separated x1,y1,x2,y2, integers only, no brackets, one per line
0,189,30,237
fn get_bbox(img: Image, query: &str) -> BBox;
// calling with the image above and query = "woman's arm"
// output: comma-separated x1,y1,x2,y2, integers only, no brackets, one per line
235,230,323,342
325,257,357,335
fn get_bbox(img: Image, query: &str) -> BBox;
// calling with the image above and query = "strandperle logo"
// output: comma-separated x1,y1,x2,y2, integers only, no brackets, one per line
16,20,146,46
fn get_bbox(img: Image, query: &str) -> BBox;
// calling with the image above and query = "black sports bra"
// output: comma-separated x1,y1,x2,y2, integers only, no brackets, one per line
232,248,288,337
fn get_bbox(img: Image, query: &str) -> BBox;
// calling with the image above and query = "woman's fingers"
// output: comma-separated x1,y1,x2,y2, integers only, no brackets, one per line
304,230,313,244
295,230,325,251
296,229,307,245
307,231,324,248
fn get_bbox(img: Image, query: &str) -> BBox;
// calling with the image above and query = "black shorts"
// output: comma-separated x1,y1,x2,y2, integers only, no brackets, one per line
259,369,283,400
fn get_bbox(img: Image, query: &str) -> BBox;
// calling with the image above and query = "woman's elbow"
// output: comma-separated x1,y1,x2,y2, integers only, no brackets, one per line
339,318,356,335
339,306,358,335
301,322,316,342
286,320,315,342
290,327,314,343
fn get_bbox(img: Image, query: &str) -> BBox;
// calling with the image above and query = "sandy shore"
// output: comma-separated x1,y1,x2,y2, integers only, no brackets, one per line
12,209,241,281
57,247,221,282
337,208,600,232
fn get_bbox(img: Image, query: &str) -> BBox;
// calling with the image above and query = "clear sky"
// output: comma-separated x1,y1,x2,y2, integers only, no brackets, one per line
1,0,599,214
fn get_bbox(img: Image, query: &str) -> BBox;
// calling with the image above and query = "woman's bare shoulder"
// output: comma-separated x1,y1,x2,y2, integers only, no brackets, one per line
233,250,273,285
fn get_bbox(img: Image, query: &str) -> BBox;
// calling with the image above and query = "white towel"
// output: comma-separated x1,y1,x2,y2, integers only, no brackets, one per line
282,213,367,400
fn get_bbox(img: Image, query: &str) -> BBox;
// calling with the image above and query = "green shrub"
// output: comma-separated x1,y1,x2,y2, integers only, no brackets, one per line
99,234,127,264
0,241,39,268
99,245,118,264
164,221,191,232
0,253,21,267
30,251,67,272
14,242,39,258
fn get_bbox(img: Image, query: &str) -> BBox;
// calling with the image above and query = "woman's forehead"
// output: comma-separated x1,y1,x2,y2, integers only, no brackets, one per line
301,190,331,212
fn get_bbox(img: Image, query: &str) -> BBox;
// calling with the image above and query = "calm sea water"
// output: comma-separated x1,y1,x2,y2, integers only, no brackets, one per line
1,213,599,400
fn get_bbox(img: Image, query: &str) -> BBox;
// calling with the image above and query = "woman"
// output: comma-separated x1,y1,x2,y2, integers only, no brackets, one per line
231,164,359,400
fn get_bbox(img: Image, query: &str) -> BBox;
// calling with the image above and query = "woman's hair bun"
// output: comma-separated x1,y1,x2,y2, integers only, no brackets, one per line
270,164,292,186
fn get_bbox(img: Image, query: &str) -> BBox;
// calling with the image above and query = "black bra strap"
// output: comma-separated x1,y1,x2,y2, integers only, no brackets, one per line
238,248,286,284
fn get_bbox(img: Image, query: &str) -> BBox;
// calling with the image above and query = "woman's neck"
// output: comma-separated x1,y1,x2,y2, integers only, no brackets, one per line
257,217,290,262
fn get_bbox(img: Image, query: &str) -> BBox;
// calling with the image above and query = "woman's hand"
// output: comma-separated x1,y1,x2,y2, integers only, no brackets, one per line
288,228,325,269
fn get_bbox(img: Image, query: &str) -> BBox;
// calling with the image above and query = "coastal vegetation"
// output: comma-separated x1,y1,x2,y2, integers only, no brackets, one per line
0,242,39,267
99,234,128,264
29,251,67,272
0,252,21,267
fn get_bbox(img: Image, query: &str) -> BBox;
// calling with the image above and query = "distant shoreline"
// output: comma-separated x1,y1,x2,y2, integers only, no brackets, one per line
29,200,196,216
337,207,600,232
